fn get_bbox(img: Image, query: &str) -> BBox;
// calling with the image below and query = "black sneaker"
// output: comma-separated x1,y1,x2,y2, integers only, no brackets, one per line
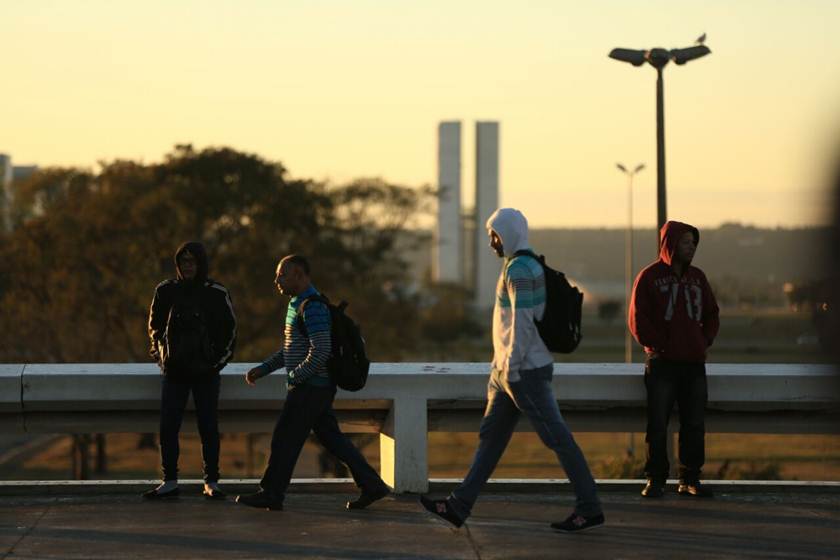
641,479,665,498
419,495,464,528
677,481,714,498
142,486,180,500
346,485,390,510
235,491,284,511
551,512,605,533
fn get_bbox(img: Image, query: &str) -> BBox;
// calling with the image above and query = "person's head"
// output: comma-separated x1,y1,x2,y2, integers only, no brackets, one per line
274,254,311,297
178,251,197,280
485,208,529,259
489,230,504,258
174,241,208,282
658,221,699,267
674,231,697,265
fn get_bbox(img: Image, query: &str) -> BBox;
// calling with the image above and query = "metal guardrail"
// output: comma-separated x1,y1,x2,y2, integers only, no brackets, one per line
1,363,838,492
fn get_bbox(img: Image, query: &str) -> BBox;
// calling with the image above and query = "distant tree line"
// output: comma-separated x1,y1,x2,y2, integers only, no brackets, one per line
0,145,447,363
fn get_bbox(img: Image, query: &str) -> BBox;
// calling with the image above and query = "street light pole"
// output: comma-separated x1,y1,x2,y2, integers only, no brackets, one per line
616,163,645,364
656,67,666,230
609,40,711,244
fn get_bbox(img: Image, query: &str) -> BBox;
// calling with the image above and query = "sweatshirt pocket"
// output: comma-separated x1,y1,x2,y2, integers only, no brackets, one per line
669,325,708,361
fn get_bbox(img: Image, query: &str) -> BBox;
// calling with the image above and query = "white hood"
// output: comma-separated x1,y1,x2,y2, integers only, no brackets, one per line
486,208,530,257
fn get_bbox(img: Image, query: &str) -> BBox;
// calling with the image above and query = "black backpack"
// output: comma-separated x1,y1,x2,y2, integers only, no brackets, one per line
513,250,583,353
162,299,215,374
299,295,371,391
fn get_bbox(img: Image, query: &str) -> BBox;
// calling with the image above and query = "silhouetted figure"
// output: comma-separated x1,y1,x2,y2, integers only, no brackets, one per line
420,208,604,533
143,241,236,500
629,221,720,498
236,255,388,512
696,33,707,45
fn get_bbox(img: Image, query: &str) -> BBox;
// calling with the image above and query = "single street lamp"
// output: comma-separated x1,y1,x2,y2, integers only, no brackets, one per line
616,162,645,364
609,37,711,239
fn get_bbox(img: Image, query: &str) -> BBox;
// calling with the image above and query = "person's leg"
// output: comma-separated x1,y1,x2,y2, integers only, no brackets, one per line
312,392,385,493
192,375,221,484
446,368,521,520
644,358,678,483
509,364,601,517
159,377,191,483
259,384,331,501
676,363,708,484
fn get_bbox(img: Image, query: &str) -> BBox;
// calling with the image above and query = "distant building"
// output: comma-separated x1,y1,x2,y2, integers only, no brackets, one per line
0,153,38,231
473,121,500,308
434,122,462,284
0,154,13,232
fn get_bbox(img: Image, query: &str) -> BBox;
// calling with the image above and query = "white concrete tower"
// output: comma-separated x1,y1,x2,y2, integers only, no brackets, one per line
433,121,462,283
474,121,500,308
0,154,12,232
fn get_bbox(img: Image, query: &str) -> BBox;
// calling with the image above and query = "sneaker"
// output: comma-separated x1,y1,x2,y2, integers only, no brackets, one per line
419,495,464,528
641,479,665,498
203,483,226,500
346,485,390,510
677,481,714,498
551,512,605,533
235,491,284,511
141,486,180,500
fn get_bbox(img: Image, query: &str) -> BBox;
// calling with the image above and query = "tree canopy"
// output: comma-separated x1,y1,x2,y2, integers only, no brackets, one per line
0,145,431,363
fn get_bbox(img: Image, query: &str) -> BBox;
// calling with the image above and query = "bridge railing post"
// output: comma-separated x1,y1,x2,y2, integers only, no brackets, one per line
379,397,428,493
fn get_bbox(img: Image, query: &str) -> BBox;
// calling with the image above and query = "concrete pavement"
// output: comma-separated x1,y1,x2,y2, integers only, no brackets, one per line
2,483,839,559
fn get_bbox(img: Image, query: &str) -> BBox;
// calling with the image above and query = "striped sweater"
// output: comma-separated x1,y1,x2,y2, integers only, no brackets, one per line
256,285,332,387
492,252,553,382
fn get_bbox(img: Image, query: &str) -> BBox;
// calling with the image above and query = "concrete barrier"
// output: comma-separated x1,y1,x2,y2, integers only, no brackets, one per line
1,362,838,492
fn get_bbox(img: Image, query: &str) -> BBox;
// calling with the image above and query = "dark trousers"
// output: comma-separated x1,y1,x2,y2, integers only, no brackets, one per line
260,383,385,500
644,358,708,483
159,375,221,483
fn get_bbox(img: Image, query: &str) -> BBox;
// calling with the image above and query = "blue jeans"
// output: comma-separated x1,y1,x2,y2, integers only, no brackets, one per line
449,364,601,518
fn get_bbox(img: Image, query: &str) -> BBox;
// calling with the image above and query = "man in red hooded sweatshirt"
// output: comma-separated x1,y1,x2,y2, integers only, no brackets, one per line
629,220,720,498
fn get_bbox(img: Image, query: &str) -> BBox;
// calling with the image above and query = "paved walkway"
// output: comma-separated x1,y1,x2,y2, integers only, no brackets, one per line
2,485,839,559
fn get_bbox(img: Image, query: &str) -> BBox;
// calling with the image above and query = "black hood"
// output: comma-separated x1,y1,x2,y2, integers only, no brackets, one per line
174,241,209,282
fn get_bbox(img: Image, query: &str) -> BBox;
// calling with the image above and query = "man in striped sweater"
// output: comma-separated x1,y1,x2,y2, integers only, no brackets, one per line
236,254,389,511
420,208,604,533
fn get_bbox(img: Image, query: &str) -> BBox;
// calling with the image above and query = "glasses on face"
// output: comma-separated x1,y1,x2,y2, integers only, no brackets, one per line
179,258,197,266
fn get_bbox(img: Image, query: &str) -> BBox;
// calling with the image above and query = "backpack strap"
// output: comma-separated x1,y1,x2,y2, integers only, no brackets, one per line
296,294,330,339
507,249,543,282
512,249,541,261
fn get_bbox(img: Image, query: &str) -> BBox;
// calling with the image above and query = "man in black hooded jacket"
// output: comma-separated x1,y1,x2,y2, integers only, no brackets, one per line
143,241,237,499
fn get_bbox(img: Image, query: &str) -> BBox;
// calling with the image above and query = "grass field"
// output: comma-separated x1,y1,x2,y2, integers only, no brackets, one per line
3,430,839,482
409,308,833,363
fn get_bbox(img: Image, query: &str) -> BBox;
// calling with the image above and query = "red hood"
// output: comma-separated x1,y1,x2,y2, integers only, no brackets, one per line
658,220,700,266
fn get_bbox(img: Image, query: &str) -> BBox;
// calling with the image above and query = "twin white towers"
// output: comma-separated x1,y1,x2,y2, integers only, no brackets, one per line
433,121,499,308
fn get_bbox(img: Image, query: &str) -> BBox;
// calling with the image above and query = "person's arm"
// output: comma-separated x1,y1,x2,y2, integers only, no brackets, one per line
245,349,284,386
504,260,539,377
147,281,172,362
700,273,720,347
210,283,237,370
287,301,332,386
628,272,668,351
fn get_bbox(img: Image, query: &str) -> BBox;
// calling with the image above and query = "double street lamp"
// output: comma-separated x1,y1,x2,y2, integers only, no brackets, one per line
609,40,711,235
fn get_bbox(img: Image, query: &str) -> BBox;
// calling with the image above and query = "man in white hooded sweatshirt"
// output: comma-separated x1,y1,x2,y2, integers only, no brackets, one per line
420,208,604,533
